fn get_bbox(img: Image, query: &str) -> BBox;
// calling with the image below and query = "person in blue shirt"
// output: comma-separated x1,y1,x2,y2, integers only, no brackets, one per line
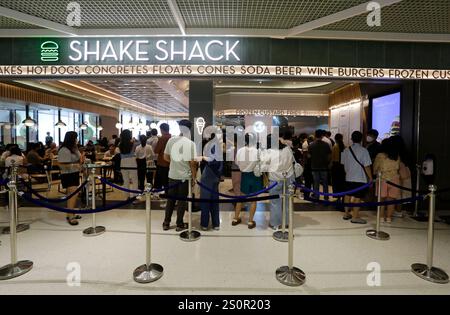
341,131,373,224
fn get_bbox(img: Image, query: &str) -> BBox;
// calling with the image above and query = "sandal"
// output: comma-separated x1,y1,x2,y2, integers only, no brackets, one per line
74,215,82,220
66,217,79,226
248,221,256,229
231,218,242,226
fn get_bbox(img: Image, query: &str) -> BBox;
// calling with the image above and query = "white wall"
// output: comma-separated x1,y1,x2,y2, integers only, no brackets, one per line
330,101,362,146
216,92,329,111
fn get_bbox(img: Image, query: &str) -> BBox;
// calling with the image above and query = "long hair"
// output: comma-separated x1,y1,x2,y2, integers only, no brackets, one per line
381,138,399,161
390,135,408,165
139,135,147,147
59,131,78,153
335,133,345,153
119,130,133,154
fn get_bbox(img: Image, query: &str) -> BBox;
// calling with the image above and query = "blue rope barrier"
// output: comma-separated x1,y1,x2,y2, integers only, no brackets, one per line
99,178,143,194
384,181,450,195
295,181,373,198
19,192,138,214
21,179,89,203
99,177,182,194
304,195,425,208
164,194,279,204
196,180,278,199
385,181,428,194
0,178,9,185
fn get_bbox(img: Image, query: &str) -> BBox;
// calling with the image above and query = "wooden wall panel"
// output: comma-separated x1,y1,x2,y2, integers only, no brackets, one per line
0,82,118,118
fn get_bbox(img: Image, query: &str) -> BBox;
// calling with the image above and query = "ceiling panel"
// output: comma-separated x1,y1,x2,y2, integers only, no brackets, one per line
0,0,178,29
215,79,352,94
0,15,43,29
0,1,448,37
88,79,188,114
321,0,450,34
177,0,367,29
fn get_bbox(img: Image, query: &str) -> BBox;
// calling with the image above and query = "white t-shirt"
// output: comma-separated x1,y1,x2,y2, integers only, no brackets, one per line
322,137,333,149
58,147,81,174
261,147,294,181
5,154,24,168
281,139,293,149
135,144,154,160
164,136,197,180
104,151,115,158
341,143,372,183
147,136,159,153
236,146,260,173
1,150,11,162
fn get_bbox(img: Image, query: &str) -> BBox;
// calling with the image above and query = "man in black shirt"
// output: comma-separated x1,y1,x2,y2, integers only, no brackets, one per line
366,129,381,162
308,130,332,200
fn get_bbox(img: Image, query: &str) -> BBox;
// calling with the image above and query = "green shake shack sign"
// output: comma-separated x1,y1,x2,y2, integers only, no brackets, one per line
0,37,449,80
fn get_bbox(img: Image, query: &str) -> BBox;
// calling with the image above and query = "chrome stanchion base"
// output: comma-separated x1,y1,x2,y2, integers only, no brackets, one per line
411,263,449,284
2,224,30,234
179,230,201,242
82,226,106,237
275,266,306,287
133,263,164,284
366,230,390,241
273,231,289,242
0,261,33,281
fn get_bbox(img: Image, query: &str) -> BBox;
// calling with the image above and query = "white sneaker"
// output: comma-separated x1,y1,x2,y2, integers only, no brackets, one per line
160,202,167,208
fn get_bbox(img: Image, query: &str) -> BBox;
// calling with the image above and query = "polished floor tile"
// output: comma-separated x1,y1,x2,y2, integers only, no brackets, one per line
0,207,449,295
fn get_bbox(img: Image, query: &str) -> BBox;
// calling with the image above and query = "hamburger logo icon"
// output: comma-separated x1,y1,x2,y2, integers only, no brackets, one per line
40,41,59,62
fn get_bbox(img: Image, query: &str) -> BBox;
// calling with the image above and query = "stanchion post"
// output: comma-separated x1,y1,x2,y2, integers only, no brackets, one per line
411,185,449,284
366,172,390,241
180,178,201,242
275,185,305,287
413,164,421,217
133,183,163,283
273,173,289,242
82,167,106,237
0,165,33,280
2,161,29,235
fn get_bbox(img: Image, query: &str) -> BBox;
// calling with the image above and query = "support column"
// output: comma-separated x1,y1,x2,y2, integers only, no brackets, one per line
189,80,214,138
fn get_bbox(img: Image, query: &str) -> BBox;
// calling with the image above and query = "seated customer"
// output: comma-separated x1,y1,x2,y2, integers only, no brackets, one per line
45,142,58,159
104,144,117,159
5,145,28,180
26,143,49,173
85,140,97,162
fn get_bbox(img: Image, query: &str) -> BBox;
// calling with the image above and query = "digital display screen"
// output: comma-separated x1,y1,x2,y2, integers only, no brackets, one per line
372,92,401,141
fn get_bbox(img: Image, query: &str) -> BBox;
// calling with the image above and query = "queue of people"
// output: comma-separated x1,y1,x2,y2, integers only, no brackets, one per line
0,123,411,230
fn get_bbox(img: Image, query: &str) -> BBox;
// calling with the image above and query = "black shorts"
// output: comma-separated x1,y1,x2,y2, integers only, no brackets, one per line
61,172,80,189
346,181,369,199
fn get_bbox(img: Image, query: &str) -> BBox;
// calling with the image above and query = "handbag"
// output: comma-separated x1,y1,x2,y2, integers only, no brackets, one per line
348,146,371,200
253,163,262,177
349,146,370,183
291,148,304,178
